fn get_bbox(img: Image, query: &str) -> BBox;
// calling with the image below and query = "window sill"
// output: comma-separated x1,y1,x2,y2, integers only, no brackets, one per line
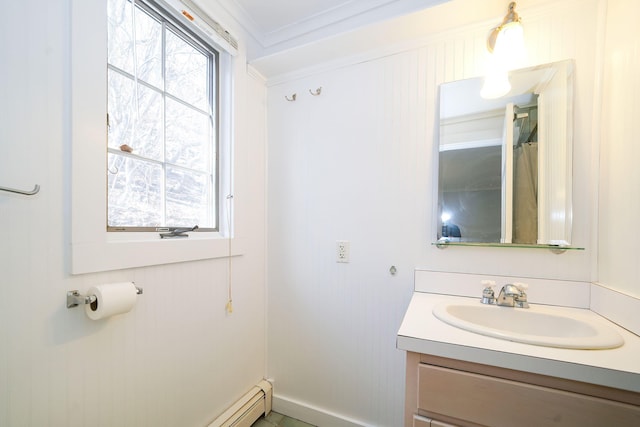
71,235,244,275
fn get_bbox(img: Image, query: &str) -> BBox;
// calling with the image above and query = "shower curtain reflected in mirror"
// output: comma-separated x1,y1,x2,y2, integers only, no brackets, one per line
513,142,538,244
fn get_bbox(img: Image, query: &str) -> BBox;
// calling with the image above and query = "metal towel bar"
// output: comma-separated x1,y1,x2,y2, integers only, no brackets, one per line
0,184,40,196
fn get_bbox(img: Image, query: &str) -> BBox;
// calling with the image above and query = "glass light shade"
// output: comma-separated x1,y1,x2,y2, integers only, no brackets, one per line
480,73,511,99
492,22,526,71
481,19,525,99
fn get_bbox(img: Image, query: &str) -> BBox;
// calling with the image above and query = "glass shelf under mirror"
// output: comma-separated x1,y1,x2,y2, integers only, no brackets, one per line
432,241,585,254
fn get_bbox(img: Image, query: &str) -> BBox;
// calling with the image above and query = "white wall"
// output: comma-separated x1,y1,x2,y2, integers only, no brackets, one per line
4,0,638,426
0,1,267,426
265,0,604,425
598,0,640,299
267,56,423,426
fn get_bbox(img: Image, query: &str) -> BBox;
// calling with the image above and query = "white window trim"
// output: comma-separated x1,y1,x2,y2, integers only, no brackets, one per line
70,0,242,275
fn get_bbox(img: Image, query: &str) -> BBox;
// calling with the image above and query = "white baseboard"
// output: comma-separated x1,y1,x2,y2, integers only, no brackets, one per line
272,394,371,427
591,283,640,336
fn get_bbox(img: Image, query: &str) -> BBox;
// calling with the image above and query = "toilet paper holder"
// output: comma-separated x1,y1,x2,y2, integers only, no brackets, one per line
66,285,143,309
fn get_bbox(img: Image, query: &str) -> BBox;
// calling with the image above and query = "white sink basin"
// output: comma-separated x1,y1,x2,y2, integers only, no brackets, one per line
433,301,624,349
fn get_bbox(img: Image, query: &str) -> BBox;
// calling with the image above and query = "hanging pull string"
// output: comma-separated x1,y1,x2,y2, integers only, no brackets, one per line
225,194,234,314
225,93,234,313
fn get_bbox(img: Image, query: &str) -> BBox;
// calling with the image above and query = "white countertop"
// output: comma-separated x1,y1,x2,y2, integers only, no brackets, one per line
397,292,640,393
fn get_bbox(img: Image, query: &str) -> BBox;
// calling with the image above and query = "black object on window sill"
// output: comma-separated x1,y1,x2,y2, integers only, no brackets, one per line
159,225,199,239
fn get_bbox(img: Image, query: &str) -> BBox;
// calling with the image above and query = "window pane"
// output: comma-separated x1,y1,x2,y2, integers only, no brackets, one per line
132,83,164,160
165,98,211,171
166,167,212,227
134,7,163,88
108,72,164,161
108,0,134,74
165,29,209,110
108,154,163,227
108,71,135,150
107,0,218,231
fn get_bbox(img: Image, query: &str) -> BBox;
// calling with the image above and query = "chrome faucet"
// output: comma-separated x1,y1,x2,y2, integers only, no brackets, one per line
496,283,529,308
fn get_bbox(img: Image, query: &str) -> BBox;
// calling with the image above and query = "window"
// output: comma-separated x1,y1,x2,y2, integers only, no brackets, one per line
107,0,218,232
70,0,238,274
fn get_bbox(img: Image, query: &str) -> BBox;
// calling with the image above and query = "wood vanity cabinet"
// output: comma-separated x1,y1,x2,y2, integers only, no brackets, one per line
405,352,640,427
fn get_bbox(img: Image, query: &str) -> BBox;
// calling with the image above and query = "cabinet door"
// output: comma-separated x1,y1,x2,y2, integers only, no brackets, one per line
418,364,640,427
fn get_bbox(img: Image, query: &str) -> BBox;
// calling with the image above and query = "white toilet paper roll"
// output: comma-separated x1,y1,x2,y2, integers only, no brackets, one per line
85,282,138,320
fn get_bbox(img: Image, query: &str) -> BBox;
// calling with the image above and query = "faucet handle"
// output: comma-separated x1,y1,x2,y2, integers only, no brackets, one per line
514,282,529,292
513,282,529,308
481,280,496,304
481,280,496,289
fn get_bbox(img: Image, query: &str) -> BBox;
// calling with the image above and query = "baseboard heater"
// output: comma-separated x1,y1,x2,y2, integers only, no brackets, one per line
207,380,273,427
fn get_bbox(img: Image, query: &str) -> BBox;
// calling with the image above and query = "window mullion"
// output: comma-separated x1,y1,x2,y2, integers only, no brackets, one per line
108,64,164,97
107,147,164,166
161,18,168,227
207,51,216,228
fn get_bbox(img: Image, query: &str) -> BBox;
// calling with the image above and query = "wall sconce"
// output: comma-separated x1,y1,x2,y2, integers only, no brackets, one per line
481,2,526,99
487,2,524,57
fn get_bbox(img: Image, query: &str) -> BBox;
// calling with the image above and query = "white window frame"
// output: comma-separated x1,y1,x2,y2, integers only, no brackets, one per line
70,0,241,274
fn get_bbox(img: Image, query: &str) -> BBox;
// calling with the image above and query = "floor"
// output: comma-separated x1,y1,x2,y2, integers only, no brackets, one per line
251,411,315,427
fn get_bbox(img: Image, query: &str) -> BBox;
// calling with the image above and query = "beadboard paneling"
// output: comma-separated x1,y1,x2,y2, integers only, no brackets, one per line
266,1,602,425
0,1,267,426
598,0,640,300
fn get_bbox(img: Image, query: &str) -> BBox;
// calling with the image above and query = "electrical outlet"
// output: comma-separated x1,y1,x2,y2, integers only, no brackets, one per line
336,240,350,263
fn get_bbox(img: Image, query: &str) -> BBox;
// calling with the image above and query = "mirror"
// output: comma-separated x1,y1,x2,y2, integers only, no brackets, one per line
436,60,574,247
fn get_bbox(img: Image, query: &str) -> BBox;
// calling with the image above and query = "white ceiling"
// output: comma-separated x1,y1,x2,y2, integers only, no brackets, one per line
225,0,358,35
207,0,449,58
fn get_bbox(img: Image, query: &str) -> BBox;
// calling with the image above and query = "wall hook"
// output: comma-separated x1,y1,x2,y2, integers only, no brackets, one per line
285,93,297,102
309,87,322,96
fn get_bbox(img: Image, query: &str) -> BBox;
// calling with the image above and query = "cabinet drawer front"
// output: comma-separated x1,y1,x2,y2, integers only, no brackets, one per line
413,413,459,427
413,414,431,427
418,364,640,427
